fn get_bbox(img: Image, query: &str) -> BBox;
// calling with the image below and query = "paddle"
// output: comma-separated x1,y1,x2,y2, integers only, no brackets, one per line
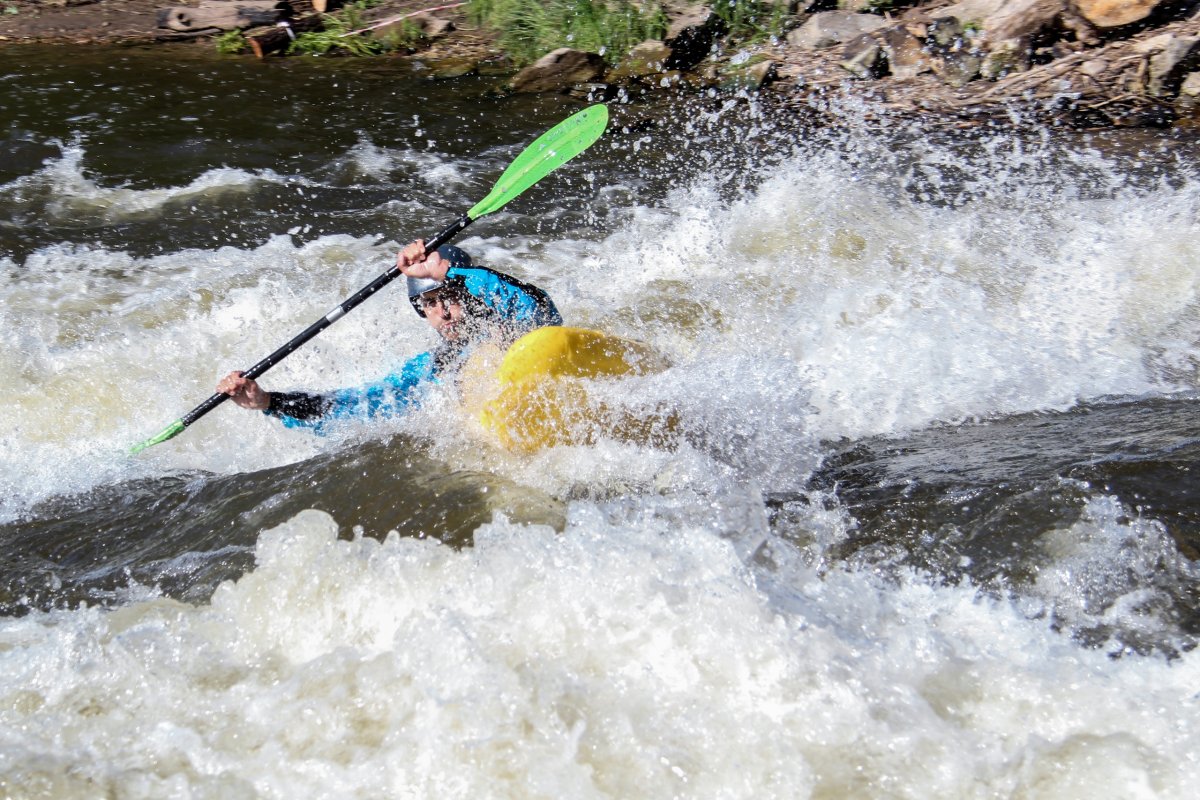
131,103,610,455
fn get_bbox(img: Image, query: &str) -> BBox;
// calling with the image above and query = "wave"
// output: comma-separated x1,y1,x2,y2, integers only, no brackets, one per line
0,506,1195,798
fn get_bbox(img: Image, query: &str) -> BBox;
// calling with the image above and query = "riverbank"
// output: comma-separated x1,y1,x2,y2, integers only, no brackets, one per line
2,1,1199,130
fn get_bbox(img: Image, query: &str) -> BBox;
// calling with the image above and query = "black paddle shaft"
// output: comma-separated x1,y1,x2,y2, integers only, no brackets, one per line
180,214,473,428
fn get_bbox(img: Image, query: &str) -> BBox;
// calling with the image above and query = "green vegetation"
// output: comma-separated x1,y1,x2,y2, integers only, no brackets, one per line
373,18,425,51
215,29,248,54
214,0,794,63
467,0,668,65
3,4,19,14
711,0,789,43
290,2,386,56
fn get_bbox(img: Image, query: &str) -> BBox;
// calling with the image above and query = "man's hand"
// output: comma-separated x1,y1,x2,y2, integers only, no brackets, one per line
396,239,450,282
217,371,270,411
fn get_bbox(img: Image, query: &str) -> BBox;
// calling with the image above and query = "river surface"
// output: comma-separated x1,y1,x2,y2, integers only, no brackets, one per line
2,44,1199,798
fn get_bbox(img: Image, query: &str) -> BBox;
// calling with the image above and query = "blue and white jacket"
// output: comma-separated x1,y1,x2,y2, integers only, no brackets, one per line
265,265,561,433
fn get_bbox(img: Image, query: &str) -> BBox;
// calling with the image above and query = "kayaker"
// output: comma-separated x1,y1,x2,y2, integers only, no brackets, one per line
215,239,562,433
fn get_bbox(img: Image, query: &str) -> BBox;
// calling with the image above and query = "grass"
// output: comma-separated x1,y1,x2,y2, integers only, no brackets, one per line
467,0,668,65
218,0,794,63
289,3,387,56
711,0,790,44
215,29,248,54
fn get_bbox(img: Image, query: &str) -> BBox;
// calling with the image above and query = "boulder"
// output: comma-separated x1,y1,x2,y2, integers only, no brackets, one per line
980,37,1032,78
664,10,726,70
982,0,1065,43
930,0,1008,23
879,25,934,78
370,13,453,45
1178,70,1200,112
508,48,606,93
1182,71,1200,97
721,58,778,91
1072,0,1165,29
665,4,716,40
430,59,479,79
788,11,889,49
1147,35,1200,96
409,13,454,39
937,49,985,86
925,17,984,86
609,40,674,80
841,34,886,79
1133,32,1176,53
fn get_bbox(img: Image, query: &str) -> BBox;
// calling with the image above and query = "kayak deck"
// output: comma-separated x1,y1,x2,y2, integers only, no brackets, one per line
473,326,672,452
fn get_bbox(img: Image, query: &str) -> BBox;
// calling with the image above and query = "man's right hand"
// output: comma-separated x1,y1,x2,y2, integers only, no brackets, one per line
217,371,269,411
396,239,449,282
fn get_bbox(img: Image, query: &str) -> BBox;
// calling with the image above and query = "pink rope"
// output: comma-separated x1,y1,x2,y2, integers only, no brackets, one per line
338,2,468,38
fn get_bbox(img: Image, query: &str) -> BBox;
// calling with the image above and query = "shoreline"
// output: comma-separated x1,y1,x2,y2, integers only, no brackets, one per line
2,1,1199,132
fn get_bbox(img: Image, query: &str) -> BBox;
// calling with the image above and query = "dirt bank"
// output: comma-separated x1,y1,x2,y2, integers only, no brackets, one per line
3,1,1200,130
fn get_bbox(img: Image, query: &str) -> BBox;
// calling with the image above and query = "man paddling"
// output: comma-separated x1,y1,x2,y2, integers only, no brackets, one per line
216,239,561,433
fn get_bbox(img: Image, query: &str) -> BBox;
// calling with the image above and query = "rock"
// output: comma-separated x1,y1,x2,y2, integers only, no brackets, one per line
980,37,1032,78
841,33,885,79
982,0,1064,43
721,58,778,91
1178,69,1200,117
370,14,453,46
609,39,673,80
664,10,726,70
879,25,934,79
477,55,515,77
1073,0,1165,29
665,4,715,40
927,15,970,47
508,48,606,93
421,57,478,79
787,10,888,50
409,13,454,39
1178,72,1200,121
1147,35,1200,96
1133,33,1175,53
938,49,984,86
925,17,984,86
1061,9,1100,45
931,0,1008,23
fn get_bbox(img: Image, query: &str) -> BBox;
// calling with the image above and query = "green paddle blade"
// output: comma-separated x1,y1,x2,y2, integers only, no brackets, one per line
469,104,609,220
129,418,185,455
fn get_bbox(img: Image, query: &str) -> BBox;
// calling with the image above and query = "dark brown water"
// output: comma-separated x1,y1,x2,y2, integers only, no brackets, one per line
1,43,1198,798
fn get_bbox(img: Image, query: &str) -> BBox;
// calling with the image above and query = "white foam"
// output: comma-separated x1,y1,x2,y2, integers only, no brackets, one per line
0,507,1195,797
0,140,273,223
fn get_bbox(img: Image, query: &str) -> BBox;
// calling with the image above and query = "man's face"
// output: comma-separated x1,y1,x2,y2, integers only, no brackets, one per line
418,288,467,341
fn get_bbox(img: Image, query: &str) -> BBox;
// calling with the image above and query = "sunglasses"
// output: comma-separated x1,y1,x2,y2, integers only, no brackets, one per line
418,289,464,311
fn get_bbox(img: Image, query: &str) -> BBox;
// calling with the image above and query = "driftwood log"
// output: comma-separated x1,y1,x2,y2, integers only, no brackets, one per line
248,15,325,57
157,2,284,32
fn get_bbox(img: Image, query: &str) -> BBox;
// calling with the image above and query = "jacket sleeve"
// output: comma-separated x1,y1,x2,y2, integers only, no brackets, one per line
449,265,563,327
263,351,436,434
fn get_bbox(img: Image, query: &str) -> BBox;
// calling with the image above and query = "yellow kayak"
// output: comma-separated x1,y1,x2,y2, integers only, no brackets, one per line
466,326,672,453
